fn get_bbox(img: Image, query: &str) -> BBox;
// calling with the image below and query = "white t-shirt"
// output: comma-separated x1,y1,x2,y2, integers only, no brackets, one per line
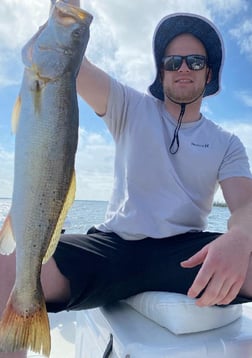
96,78,252,240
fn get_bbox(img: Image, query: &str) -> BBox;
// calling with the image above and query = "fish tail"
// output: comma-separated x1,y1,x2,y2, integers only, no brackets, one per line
0,292,51,356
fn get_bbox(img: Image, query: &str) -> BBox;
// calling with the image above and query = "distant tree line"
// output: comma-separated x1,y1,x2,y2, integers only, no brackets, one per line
213,201,227,207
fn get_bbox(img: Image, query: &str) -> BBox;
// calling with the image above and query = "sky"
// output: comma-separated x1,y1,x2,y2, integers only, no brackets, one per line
0,0,252,202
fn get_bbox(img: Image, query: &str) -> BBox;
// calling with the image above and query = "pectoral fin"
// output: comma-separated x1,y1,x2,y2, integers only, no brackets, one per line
0,214,16,255
11,95,22,134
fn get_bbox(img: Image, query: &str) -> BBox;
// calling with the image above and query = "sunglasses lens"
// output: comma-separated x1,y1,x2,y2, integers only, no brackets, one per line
187,55,206,70
163,56,182,71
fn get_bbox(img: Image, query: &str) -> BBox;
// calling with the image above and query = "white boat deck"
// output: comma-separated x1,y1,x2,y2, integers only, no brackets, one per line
27,311,76,358
27,303,252,357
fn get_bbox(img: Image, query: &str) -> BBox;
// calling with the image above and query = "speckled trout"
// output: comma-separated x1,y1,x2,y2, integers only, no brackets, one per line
0,2,92,356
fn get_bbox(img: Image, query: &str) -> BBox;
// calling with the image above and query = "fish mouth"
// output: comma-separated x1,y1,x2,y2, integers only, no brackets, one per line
37,44,73,57
53,1,93,25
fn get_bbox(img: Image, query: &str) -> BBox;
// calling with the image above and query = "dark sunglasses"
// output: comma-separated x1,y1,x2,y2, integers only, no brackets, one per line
162,54,208,71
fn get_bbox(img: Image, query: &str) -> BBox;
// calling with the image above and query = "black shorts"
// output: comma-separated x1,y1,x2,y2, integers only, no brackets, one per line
46,227,251,312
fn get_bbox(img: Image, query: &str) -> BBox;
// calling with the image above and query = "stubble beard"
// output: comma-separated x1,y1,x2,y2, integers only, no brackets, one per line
164,83,206,104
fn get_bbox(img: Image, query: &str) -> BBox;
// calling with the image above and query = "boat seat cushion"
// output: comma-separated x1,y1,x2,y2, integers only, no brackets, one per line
123,291,242,334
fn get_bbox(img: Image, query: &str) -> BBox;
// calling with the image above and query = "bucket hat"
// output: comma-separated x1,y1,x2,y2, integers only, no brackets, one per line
149,13,224,101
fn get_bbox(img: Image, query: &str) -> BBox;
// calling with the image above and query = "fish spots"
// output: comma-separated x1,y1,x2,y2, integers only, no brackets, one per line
39,206,45,214
52,190,57,202
39,194,46,211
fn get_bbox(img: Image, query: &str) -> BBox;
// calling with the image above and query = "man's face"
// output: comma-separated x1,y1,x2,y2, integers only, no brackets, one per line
162,33,210,104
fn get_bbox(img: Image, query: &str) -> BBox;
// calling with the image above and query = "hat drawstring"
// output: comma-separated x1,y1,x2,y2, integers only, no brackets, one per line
169,103,186,154
168,70,210,154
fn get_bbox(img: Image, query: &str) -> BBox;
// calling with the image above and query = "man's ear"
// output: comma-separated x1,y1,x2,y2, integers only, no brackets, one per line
206,68,212,84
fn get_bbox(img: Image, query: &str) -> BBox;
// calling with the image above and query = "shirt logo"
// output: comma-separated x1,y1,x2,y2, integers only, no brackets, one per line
191,142,209,148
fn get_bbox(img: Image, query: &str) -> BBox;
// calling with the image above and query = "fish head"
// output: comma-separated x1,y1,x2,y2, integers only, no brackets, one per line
22,1,93,80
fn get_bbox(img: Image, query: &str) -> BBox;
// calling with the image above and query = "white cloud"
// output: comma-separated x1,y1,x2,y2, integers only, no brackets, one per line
0,1,49,49
75,127,115,200
0,0,49,87
230,19,252,60
201,102,213,117
220,121,252,172
206,0,247,20
235,91,252,107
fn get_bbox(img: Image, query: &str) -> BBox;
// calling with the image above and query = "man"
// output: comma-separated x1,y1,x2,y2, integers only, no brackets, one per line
74,13,252,308
1,6,252,358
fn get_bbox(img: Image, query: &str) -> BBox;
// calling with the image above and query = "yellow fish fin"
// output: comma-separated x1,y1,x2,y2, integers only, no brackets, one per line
42,171,76,264
11,95,22,134
0,214,16,255
0,288,50,356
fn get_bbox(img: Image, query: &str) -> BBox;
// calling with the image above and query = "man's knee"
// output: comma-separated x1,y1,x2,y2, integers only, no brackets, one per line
41,257,71,305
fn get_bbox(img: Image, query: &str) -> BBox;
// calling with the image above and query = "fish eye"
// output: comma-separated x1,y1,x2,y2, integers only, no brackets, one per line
72,29,81,38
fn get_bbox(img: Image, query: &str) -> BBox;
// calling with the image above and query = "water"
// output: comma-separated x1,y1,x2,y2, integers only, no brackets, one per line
62,200,108,233
207,205,230,232
0,197,229,234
